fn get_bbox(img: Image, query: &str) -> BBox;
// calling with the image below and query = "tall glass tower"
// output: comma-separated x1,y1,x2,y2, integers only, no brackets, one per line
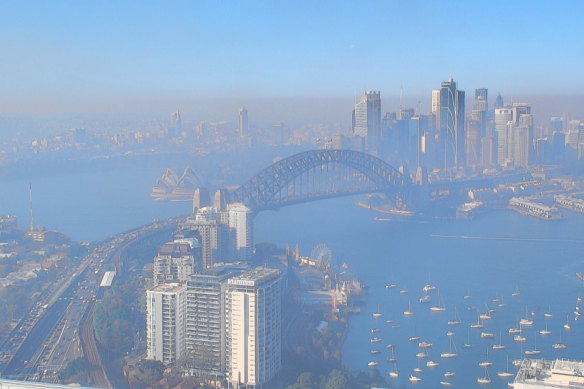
352,90,381,155
438,78,465,169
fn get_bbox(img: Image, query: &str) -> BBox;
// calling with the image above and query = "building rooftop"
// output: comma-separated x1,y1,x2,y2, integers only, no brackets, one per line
228,267,281,287
149,283,186,294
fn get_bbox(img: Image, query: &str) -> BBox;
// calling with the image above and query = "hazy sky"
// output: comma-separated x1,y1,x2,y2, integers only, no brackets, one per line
1,1,583,115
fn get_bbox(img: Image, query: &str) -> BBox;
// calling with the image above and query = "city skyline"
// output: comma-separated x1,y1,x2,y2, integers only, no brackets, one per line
1,1,584,116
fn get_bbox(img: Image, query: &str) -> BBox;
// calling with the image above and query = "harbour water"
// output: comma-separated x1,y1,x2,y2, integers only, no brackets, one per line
2,168,584,388
255,197,584,389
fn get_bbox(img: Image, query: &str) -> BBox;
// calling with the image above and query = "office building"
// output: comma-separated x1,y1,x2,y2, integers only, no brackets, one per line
514,358,584,389
353,90,381,155
146,284,187,364
238,108,249,138
153,238,200,285
437,78,465,169
495,107,513,165
227,267,282,388
511,113,534,168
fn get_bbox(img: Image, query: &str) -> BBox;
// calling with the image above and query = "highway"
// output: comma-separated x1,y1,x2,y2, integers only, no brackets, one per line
0,217,181,387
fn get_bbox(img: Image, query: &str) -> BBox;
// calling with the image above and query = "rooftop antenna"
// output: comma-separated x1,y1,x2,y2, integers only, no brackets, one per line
28,183,34,232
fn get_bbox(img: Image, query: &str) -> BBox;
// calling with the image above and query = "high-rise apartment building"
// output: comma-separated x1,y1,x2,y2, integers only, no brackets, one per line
238,108,248,138
185,268,236,376
227,203,253,262
353,91,381,155
437,78,465,169
153,238,200,285
180,207,230,269
227,267,282,388
146,283,187,364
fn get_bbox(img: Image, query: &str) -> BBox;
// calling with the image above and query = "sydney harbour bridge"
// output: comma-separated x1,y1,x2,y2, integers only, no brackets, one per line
168,148,521,213
226,149,413,212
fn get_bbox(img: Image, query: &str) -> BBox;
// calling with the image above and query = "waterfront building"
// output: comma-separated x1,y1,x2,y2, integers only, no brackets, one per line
153,238,200,285
514,358,584,388
227,267,282,388
436,78,465,169
185,268,238,376
238,108,249,138
146,283,187,364
353,90,381,155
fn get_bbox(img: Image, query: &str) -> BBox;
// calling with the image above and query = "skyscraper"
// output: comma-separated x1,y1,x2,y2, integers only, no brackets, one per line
238,108,248,138
227,267,282,388
467,88,489,166
353,91,381,155
437,78,465,169
494,107,513,165
146,283,187,364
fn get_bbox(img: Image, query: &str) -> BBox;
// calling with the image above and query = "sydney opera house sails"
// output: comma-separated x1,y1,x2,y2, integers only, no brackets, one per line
150,167,202,201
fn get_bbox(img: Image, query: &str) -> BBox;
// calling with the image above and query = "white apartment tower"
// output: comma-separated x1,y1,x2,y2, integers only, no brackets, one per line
227,202,253,262
227,267,282,388
146,283,187,364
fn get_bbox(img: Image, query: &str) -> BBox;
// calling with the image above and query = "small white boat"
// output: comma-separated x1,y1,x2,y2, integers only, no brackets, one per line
552,343,567,349
386,343,394,349
409,375,422,383
409,336,421,341
478,365,491,385
404,301,414,317
564,314,572,330
539,329,552,335
418,341,432,348
370,328,380,333
416,352,428,358
426,360,439,367
385,283,397,289
498,356,514,379
479,361,493,367
388,371,398,378
481,332,495,339
520,318,533,326
440,381,452,386
444,372,456,378
419,295,430,303
492,332,505,350
514,335,526,342
385,319,394,324
413,367,422,373
512,286,520,297
441,334,458,358
399,289,408,294
370,350,380,355
508,327,521,334
423,284,437,293
370,337,382,343
525,350,541,356
372,304,383,318
367,361,378,367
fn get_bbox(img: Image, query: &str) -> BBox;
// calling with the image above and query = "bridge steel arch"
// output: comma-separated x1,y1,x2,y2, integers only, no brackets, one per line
229,149,411,211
